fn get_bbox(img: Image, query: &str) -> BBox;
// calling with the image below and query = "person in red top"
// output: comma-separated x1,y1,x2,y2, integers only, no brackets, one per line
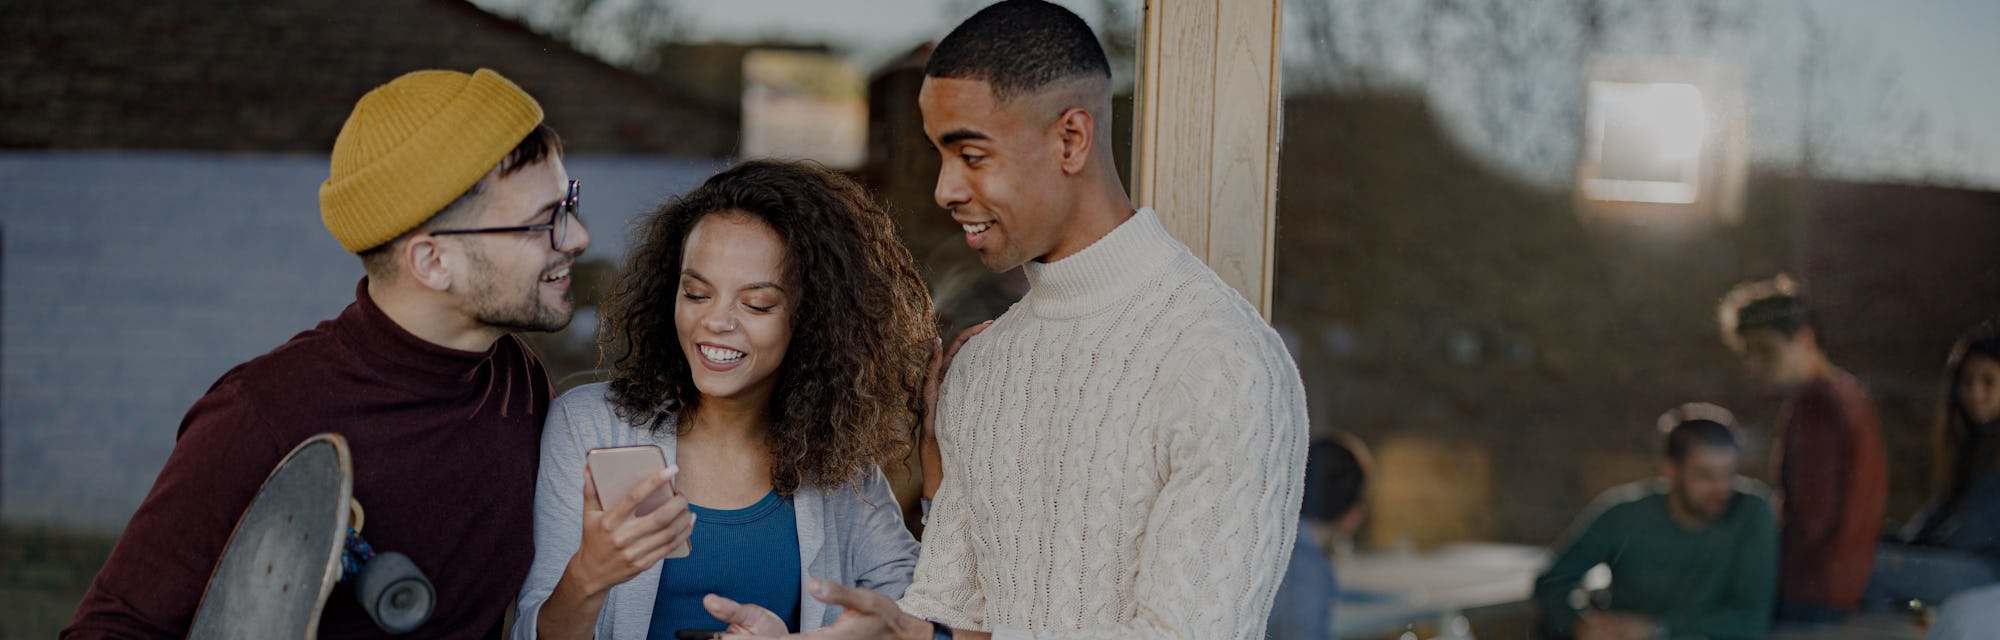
1719,275,1889,623
63,68,591,639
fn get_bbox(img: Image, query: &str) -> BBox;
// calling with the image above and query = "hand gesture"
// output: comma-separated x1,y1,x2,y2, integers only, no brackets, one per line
703,593,790,636
566,466,693,597
719,580,940,640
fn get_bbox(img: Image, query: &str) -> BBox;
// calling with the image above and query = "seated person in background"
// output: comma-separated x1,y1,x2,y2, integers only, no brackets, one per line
1534,404,1777,640
1868,319,2000,609
1718,275,1887,622
1267,434,1373,640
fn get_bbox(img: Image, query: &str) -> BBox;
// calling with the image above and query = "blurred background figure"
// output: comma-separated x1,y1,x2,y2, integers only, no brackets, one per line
1867,319,2000,610
1267,434,1370,640
1720,276,1887,624
1533,404,1777,640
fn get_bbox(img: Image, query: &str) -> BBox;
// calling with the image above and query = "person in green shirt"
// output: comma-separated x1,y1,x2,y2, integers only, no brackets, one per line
1534,404,1779,640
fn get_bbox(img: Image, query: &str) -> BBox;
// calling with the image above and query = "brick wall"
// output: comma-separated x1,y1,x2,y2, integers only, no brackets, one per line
1,0,733,155
0,152,721,532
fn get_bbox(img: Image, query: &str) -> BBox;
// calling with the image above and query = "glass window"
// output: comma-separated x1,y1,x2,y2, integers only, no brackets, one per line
1276,1,2000,636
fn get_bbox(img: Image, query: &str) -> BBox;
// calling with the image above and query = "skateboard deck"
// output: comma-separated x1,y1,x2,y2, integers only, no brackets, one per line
188,433,353,639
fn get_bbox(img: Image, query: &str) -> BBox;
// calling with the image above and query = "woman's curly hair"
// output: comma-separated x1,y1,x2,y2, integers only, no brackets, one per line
598,160,937,496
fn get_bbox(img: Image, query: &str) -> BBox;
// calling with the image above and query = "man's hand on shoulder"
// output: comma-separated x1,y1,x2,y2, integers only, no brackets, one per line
922,320,992,501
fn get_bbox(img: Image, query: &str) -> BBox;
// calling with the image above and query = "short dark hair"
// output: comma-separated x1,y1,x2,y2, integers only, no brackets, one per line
1718,275,1812,347
1302,437,1367,522
358,123,564,274
1665,419,1739,463
926,0,1112,101
1736,295,1812,338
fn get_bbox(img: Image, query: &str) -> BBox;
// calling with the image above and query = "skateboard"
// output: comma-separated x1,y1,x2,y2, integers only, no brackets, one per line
188,433,435,638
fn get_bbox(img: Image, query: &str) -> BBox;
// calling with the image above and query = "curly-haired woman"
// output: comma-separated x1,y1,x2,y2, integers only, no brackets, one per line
513,160,937,639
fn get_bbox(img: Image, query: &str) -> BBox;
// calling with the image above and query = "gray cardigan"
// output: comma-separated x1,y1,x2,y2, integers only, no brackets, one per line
511,383,920,638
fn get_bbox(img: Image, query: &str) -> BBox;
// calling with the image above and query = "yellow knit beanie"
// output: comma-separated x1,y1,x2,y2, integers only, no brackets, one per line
319,68,544,253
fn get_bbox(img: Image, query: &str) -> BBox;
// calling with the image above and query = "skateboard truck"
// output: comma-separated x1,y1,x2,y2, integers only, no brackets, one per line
189,434,443,638
340,498,436,634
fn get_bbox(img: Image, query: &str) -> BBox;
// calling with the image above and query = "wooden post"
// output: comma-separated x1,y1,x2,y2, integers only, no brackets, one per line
1133,0,1284,318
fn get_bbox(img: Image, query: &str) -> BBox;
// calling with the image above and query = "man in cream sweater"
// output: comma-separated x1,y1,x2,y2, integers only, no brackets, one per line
706,2,1308,637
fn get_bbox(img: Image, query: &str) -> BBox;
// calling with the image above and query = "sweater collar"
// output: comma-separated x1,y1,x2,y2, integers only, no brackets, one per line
1021,208,1185,319
338,278,498,383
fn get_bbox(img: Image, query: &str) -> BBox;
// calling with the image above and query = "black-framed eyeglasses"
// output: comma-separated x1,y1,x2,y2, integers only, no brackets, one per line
430,180,580,250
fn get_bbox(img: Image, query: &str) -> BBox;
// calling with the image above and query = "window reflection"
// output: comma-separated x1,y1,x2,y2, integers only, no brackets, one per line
1276,0,2000,637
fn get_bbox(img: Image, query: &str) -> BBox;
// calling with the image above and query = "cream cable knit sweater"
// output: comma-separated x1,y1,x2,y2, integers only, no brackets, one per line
900,209,1308,639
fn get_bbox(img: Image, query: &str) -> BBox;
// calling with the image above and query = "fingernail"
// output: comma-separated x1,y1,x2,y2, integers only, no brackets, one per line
809,581,827,596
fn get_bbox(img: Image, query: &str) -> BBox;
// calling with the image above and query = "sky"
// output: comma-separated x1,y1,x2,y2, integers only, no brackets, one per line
1783,0,2000,187
471,0,2000,190
1819,0,2000,182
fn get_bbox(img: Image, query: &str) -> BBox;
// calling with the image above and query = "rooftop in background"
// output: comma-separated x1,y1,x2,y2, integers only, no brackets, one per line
1,0,735,156
468,0,1144,90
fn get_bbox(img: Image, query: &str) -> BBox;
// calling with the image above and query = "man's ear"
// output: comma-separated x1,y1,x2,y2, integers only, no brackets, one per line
403,235,453,292
1055,106,1095,175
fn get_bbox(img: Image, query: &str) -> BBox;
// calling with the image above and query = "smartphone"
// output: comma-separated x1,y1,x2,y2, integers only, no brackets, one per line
673,631,726,640
585,444,690,559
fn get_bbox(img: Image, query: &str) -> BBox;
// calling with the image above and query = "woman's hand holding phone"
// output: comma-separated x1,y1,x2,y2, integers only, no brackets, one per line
565,465,694,597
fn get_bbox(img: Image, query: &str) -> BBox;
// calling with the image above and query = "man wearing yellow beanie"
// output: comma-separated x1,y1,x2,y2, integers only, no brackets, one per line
67,68,590,639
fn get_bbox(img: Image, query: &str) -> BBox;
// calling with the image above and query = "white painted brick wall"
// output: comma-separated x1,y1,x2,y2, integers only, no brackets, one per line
1,151,718,532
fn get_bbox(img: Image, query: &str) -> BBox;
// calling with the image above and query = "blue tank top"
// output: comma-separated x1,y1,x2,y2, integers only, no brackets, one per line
645,490,802,637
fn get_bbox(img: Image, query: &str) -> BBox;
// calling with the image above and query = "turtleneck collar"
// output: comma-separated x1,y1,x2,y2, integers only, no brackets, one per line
1024,209,1176,318
1020,208,1187,320
336,278,498,384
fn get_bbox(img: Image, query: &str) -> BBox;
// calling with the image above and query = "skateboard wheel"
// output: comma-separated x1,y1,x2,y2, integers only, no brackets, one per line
355,551,434,634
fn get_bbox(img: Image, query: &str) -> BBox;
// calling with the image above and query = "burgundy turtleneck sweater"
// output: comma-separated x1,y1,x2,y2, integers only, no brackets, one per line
65,280,552,639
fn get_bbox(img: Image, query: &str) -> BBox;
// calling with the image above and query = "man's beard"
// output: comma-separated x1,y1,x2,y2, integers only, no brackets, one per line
464,248,574,334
